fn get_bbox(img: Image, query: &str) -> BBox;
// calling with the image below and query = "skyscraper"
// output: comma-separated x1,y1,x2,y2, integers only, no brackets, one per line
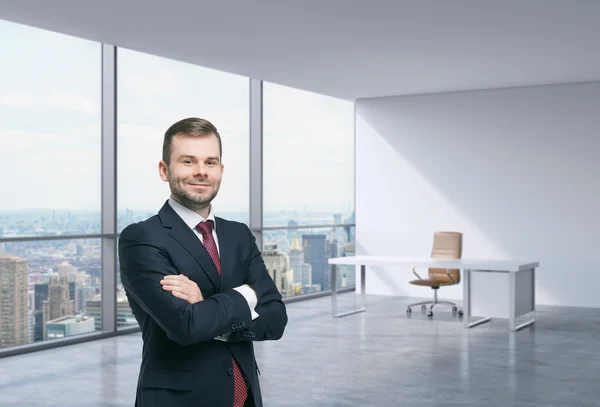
289,233,304,286
0,253,29,348
302,234,327,291
262,244,291,297
42,274,74,334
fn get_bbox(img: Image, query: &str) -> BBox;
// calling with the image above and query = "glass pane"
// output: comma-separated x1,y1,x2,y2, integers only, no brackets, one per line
262,226,355,296
0,21,101,238
117,48,250,233
263,82,355,227
115,236,137,330
0,238,101,349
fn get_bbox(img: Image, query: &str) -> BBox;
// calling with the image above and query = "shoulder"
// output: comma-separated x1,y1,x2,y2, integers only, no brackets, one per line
216,217,250,230
119,215,162,244
216,217,254,240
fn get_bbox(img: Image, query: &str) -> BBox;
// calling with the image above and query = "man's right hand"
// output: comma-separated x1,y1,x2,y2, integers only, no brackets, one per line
160,274,204,304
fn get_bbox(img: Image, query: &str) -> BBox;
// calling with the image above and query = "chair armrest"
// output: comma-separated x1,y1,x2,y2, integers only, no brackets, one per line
412,267,423,280
445,269,457,284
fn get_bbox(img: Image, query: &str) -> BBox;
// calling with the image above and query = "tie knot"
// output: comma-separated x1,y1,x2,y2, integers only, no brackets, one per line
196,220,213,236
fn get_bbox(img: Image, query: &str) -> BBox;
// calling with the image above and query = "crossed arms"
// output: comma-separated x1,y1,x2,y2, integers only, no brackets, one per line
118,223,288,346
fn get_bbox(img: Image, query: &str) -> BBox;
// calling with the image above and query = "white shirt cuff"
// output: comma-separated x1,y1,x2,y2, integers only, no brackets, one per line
233,284,259,320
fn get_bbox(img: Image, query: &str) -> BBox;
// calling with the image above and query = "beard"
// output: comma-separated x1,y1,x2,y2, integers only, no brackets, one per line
169,177,220,211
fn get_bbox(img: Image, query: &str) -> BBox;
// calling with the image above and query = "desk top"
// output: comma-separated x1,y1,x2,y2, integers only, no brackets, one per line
328,255,539,272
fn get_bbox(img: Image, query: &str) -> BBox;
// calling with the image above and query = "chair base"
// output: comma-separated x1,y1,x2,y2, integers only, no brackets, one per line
406,288,463,318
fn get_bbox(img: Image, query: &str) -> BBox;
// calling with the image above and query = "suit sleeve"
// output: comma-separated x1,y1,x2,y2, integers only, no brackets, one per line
228,225,288,342
118,223,253,346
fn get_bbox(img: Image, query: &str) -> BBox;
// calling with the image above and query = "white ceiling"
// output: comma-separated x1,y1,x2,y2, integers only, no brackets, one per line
1,0,600,100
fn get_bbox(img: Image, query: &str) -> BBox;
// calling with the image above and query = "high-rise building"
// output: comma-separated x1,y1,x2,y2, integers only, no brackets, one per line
333,213,343,243
262,244,291,297
302,234,327,291
301,263,312,288
34,283,49,342
28,290,35,344
289,233,304,286
42,274,74,331
85,288,136,331
0,253,29,348
75,286,97,313
45,315,95,340
57,261,72,278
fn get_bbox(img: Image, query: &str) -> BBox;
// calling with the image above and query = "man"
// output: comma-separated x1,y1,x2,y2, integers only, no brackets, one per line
118,117,288,407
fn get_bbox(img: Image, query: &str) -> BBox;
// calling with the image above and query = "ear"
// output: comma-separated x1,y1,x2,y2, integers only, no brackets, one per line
158,160,169,182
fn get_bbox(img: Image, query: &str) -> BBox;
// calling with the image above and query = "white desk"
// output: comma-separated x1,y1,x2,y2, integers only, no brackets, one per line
328,256,540,332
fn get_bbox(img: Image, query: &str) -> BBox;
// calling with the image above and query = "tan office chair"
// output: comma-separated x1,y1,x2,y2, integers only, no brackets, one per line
406,231,463,318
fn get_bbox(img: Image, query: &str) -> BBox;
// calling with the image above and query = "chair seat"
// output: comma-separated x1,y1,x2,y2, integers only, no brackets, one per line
409,279,456,288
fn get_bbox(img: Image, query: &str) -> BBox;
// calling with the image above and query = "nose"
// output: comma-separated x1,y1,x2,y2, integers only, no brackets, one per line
192,163,208,177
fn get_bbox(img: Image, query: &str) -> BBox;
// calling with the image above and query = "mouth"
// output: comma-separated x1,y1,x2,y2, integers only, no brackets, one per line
188,183,210,188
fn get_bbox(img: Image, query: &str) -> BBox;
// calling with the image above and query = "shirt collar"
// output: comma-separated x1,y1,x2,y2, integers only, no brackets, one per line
168,197,216,231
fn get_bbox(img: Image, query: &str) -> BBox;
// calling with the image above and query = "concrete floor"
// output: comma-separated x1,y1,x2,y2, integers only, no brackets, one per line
1,294,599,406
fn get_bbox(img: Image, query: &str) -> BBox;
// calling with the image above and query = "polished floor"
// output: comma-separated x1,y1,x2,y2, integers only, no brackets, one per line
1,293,600,406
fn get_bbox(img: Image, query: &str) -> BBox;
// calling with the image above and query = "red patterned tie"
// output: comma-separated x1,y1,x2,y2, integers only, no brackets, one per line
197,220,248,407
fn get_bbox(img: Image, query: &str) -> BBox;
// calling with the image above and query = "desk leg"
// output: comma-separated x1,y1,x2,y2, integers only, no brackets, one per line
510,268,536,332
361,265,366,311
332,264,367,318
331,264,338,318
509,271,516,331
463,268,470,328
464,268,492,328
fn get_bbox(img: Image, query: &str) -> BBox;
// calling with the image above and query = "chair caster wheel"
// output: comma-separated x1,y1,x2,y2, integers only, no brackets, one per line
427,311,433,317
406,307,412,314
421,305,427,311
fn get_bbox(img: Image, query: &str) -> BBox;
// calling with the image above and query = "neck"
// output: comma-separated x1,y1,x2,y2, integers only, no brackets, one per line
171,195,211,219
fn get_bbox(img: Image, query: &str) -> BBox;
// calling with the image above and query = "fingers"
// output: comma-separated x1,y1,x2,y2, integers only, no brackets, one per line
169,290,189,302
163,274,189,281
160,274,202,304
160,275,188,289
162,283,190,301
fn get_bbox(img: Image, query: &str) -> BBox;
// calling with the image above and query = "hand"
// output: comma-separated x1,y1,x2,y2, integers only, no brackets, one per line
160,274,204,304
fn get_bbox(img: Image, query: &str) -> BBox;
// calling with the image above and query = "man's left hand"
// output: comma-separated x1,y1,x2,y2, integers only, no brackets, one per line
160,274,204,304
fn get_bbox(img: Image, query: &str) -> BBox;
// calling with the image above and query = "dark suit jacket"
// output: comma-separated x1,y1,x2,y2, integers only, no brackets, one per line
118,201,288,407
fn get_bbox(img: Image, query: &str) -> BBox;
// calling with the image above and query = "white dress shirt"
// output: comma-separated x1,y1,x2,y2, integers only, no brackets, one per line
168,198,259,332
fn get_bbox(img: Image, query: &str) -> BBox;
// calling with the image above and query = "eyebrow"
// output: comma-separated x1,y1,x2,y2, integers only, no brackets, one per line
178,155,220,161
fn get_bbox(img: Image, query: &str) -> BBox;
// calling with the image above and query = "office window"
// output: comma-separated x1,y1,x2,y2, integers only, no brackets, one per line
0,20,102,238
262,226,355,296
117,49,250,233
0,238,101,348
262,82,355,228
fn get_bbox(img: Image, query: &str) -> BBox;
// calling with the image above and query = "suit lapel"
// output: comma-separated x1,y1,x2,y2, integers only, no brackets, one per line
159,202,222,292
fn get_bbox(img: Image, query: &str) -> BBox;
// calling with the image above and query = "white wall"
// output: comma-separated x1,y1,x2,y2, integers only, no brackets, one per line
355,81,600,308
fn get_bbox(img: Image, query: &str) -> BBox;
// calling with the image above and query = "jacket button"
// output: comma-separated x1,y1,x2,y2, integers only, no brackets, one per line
227,368,234,376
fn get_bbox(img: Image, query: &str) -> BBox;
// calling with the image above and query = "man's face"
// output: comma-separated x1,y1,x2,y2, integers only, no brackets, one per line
159,133,224,212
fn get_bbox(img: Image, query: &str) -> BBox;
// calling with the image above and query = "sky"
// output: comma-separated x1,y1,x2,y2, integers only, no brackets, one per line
0,19,354,216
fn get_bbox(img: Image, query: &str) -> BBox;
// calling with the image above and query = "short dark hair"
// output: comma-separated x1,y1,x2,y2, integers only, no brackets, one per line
162,117,222,165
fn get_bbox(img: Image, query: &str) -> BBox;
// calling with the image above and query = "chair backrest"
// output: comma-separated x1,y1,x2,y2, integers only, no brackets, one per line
428,231,463,284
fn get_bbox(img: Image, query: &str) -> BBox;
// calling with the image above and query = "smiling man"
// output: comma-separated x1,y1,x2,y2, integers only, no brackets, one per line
118,117,288,407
